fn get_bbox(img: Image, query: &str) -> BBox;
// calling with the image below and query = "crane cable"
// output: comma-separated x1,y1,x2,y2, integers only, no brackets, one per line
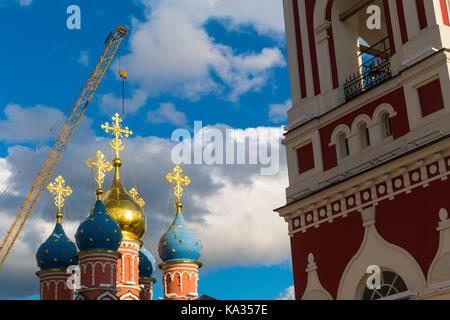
160,187,172,237
186,189,197,225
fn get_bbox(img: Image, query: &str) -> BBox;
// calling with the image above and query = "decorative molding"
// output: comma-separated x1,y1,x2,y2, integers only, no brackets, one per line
427,208,450,286
301,253,333,300
96,291,118,300
286,148,450,236
337,207,427,299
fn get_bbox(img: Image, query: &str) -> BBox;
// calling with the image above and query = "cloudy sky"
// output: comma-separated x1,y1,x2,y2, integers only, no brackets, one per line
0,0,294,300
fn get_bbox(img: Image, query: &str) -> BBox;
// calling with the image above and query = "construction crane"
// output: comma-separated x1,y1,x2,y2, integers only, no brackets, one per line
0,26,128,270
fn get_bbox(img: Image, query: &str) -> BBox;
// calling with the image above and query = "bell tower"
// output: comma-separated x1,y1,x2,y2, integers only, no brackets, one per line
277,0,450,300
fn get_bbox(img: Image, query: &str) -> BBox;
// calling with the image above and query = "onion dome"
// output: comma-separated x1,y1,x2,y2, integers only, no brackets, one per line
102,158,147,241
158,166,202,262
158,211,202,262
139,247,156,278
76,200,122,252
36,222,78,271
100,114,146,241
37,175,77,271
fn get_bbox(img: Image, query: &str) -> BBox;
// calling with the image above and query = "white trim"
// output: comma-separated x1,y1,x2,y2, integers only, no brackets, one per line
337,207,427,300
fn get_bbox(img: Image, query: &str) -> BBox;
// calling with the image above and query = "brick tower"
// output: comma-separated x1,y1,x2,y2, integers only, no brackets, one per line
138,247,157,300
276,0,450,300
75,198,122,300
100,113,148,300
36,176,77,300
158,166,202,300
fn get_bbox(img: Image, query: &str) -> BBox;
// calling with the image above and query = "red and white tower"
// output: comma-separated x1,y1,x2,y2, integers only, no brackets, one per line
116,238,142,299
36,176,78,301
100,113,148,300
276,0,450,300
158,166,203,300
75,151,124,300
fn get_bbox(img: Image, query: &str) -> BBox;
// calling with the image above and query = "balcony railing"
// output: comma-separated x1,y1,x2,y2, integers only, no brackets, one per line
343,37,392,101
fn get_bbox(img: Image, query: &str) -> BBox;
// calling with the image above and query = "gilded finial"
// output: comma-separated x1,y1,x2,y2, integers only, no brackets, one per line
166,166,190,213
47,176,72,223
129,188,145,207
101,113,133,160
86,150,113,199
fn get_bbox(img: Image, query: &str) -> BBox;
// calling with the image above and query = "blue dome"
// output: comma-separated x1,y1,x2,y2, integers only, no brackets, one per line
76,200,122,252
158,212,202,262
36,222,77,271
139,247,156,278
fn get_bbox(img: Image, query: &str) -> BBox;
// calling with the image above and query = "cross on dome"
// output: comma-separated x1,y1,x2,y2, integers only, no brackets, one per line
166,166,190,212
47,176,72,223
129,188,145,207
101,113,133,159
86,150,113,198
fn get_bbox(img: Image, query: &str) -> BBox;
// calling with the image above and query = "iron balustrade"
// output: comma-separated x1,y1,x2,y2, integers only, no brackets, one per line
344,37,392,101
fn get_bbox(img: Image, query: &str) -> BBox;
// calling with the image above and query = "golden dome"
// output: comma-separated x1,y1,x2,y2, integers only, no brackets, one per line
101,158,146,241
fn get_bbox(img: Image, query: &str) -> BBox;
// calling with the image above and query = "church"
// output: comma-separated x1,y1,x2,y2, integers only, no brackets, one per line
35,113,203,300
275,0,450,300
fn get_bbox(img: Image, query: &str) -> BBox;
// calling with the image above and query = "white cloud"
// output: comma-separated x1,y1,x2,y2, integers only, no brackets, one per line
147,103,188,127
140,0,285,35
269,99,292,123
0,159,12,192
114,0,286,101
77,50,89,67
0,104,64,143
193,166,289,267
277,285,295,300
16,0,32,6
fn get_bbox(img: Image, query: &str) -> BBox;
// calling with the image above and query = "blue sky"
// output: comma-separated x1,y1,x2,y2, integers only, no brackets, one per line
0,0,294,300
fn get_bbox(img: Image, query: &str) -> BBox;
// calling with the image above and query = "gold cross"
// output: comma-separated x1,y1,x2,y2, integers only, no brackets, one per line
129,188,145,207
166,166,190,208
47,176,72,223
101,113,133,159
86,150,113,190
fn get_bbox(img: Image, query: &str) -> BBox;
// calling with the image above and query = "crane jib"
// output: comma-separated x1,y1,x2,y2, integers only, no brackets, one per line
0,26,128,270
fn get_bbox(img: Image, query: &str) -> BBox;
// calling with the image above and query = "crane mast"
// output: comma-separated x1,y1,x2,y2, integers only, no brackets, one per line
0,26,128,270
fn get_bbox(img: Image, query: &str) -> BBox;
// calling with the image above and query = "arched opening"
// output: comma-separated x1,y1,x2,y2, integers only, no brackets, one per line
358,268,408,300
380,112,393,138
338,132,350,158
330,0,392,100
358,123,371,149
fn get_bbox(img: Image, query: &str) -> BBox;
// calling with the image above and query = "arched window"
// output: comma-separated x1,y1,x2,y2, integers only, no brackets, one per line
359,123,371,149
380,113,393,138
338,133,350,158
360,269,408,300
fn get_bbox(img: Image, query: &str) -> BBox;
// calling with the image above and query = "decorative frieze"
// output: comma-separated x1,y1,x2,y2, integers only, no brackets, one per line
286,149,450,235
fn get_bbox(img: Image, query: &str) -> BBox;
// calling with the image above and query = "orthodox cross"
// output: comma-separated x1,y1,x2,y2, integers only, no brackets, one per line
101,113,133,159
47,176,72,223
86,150,113,192
129,188,145,207
166,166,190,211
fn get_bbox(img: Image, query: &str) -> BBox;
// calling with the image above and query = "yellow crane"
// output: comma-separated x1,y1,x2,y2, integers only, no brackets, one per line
0,26,128,270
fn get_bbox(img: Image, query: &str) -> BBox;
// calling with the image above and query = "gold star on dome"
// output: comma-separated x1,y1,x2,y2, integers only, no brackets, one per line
129,188,146,207
86,150,113,196
47,176,72,223
101,113,133,159
166,166,190,213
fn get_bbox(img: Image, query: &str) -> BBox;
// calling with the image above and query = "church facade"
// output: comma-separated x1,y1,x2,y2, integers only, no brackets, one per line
35,114,202,300
275,0,450,299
